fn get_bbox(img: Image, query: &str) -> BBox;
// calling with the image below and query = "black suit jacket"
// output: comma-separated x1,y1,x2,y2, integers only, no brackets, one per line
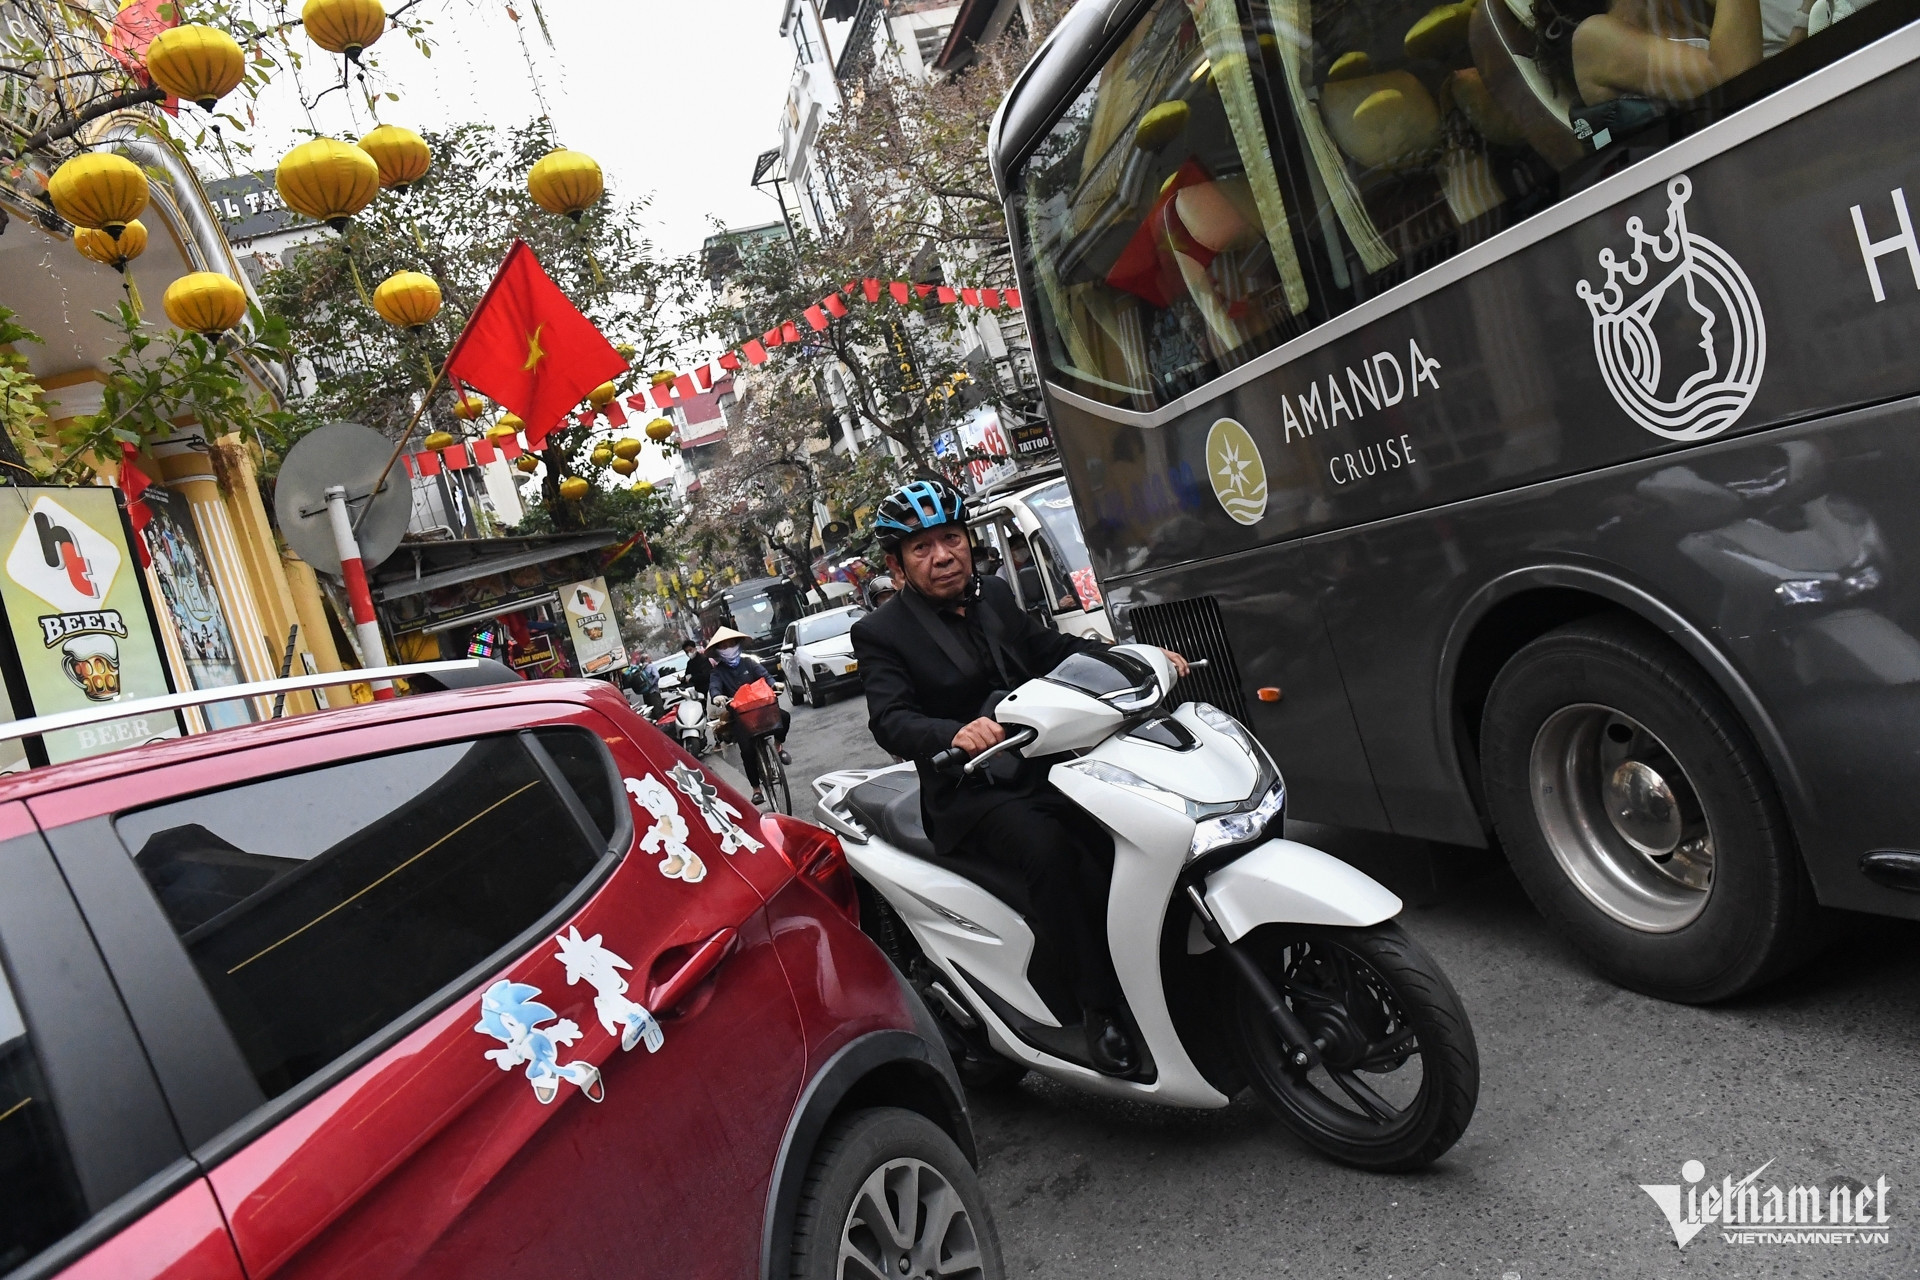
852,574,1105,853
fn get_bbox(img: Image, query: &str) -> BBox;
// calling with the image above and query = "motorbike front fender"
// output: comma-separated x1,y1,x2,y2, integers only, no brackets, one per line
1201,839,1402,943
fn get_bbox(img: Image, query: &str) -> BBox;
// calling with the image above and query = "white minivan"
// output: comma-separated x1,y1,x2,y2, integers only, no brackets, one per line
968,468,1112,641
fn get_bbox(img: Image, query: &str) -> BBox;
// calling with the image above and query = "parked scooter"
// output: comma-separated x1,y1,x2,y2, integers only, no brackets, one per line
813,645,1479,1171
652,670,710,757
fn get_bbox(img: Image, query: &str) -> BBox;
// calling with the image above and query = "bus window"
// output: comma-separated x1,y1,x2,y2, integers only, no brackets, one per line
1014,0,1902,411
1013,0,1333,411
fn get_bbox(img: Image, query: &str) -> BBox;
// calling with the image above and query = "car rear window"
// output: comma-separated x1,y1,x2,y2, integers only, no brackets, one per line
114,733,609,1099
0,961,87,1272
531,726,621,844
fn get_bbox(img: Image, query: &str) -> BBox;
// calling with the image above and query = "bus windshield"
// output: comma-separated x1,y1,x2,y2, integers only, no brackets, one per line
726,590,800,641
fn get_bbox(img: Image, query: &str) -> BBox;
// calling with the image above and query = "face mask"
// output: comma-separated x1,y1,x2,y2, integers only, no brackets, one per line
718,645,743,666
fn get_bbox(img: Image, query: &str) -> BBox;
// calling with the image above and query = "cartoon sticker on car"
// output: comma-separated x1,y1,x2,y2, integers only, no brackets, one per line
670,761,763,854
474,979,605,1105
554,926,665,1053
626,773,707,882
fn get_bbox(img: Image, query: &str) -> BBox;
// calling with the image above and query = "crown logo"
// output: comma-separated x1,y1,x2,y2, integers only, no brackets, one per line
1577,175,1766,442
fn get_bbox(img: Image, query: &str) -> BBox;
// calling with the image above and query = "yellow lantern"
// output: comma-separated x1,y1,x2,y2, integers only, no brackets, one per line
559,476,591,501
612,437,642,460
486,421,518,439
358,124,430,191
691,568,707,586
303,0,385,60
498,412,524,434
162,271,247,335
423,430,457,450
590,444,614,466
74,218,147,271
276,137,380,231
645,417,674,442
588,381,616,410
527,148,603,221
614,342,636,359
144,25,245,110
633,479,654,494
650,369,675,387
48,152,148,238
371,270,442,329
610,456,637,476
449,393,486,421
516,455,540,473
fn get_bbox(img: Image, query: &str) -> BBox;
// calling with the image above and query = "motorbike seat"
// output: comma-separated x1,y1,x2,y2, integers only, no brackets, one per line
844,771,1032,916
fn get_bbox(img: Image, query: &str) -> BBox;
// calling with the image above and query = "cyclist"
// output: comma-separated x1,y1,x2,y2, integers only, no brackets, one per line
705,626,792,806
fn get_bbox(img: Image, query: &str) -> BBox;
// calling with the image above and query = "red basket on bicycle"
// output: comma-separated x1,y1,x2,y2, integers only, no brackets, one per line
733,700,784,738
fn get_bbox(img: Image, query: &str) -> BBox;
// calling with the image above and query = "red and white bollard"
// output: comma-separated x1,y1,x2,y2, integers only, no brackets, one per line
325,484,394,700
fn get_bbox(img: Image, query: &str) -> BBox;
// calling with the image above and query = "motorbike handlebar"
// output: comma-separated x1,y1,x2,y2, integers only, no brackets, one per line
929,725,1040,776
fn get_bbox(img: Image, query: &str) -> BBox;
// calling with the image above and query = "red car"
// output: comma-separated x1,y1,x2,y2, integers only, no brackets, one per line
0,677,1000,1280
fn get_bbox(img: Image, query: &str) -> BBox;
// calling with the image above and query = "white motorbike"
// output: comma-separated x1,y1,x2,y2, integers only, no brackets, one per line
653,671,710,757
813,645,1479,1171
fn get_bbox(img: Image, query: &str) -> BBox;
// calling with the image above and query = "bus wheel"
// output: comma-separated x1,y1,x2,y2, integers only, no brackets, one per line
1479,617,1821,1003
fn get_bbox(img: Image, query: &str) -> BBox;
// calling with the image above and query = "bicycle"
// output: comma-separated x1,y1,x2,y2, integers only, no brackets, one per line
732,697,792,815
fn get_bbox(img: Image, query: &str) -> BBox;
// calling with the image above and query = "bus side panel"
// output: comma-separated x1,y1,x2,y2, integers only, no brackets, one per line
1311,398,1920,920
1108,544,1390,831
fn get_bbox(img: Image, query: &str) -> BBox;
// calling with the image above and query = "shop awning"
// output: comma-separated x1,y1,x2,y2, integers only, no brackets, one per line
372,532,618,603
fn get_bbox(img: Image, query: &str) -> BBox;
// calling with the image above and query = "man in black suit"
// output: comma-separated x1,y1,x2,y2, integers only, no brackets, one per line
851,478,1187,1075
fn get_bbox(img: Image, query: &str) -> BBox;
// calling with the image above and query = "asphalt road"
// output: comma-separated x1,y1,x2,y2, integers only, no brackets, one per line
710,688,1920,1280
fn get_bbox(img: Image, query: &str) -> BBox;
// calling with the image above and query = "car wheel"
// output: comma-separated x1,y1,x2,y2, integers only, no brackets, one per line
789,1107,1003,1280
1480,616,1823,1003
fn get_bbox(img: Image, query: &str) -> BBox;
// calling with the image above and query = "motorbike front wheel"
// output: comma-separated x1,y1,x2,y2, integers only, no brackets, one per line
1231,922,1478,1172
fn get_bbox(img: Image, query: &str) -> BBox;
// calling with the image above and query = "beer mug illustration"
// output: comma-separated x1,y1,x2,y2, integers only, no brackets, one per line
61,634,121,701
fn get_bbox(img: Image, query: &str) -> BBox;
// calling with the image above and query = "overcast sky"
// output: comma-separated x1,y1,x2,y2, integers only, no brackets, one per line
242,0,798,263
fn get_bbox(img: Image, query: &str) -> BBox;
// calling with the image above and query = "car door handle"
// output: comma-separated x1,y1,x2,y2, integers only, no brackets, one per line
646,927,738,1016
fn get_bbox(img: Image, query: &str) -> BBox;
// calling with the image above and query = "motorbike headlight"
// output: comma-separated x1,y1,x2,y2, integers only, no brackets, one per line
1190,775,1286,860
1063,760,1194,816
1775,579,1832,606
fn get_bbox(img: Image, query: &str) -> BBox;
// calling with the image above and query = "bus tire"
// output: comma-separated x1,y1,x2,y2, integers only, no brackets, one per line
1478,616,1821,1003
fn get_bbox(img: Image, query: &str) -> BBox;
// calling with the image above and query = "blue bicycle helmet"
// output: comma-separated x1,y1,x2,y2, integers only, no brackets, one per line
872,477,968,550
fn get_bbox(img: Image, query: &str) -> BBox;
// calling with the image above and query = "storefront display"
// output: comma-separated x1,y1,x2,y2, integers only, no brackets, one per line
142,486,251,728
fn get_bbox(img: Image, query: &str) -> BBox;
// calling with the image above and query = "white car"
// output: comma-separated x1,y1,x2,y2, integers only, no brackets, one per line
969,470,1114,641
780,606,865,707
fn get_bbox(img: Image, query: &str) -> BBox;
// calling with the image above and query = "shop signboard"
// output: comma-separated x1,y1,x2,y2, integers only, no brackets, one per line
957,407,1017,491
142,487,251,728
1008,416,1055,457
561,577,627,676
0,489,178,763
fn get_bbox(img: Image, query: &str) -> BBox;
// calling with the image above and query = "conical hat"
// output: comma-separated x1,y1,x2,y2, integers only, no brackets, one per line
706,626,751,647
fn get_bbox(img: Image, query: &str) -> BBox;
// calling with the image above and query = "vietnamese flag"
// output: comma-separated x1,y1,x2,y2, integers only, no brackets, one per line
443,241,627,438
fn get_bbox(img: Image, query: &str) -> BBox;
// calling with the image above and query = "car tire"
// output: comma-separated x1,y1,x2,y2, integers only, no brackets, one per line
789,1106,1004,1280
1479,616,1824,1003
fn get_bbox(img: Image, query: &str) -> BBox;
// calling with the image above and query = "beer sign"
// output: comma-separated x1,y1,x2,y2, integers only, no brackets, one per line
0,490,178,763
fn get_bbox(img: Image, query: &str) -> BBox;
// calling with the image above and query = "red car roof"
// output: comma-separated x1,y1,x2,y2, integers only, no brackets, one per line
0,678,636,805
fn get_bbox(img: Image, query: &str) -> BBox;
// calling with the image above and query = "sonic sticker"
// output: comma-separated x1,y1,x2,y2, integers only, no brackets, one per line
670,761,764,854
626,774,707,882
474,980,605,1105
554,927,665,1053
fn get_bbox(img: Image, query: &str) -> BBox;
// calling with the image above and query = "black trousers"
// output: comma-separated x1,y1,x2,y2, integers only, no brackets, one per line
961,790,1122,1012
730,709,791,787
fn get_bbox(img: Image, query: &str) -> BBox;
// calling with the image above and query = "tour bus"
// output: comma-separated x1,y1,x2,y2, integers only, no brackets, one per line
991,0,1920,1002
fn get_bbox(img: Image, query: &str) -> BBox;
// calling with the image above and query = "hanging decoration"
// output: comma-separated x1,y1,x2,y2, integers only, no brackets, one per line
450,393,486,421
610,456,637,476
162,271,247,335
74,219,147,271
422,429,456,450
645,416,673,442
559,476,590,501
526,148,603,222
48,152,149,238
276,137,380,231
143,24,245,110
612,437,642,460
587,381,616,410
516,454,540,473
302,0,386,61
358,124,431,191
371,270,442,329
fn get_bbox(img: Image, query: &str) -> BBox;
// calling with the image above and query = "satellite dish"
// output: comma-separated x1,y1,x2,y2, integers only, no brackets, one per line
274,421,412,575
